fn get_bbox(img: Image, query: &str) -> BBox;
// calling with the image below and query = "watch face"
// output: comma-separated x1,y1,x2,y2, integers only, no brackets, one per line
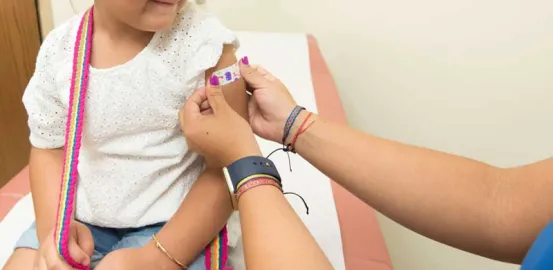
223,167,234,194
223,167,238,210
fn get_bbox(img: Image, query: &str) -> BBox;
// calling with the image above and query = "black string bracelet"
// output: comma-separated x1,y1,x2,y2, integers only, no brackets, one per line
266,145,309,215
266,146,292,172
284,192,309,215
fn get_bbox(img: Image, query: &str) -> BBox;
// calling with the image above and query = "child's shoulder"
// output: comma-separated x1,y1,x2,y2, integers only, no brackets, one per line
39,14,83,60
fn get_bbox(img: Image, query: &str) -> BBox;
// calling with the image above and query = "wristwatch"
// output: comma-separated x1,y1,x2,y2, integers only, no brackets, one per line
223,156,282,210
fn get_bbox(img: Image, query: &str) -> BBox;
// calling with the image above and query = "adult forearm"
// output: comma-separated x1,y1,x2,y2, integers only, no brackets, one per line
29,147,64,243
151,168,233,268
293,112,520,262
239,185,333,270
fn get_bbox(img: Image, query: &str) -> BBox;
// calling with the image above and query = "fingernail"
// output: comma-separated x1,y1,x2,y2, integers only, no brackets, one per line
241,56,249,65
210,75,220,86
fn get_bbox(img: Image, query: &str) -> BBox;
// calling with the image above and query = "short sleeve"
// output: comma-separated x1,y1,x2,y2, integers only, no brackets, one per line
183,15,239,92
22,34,67,149
194,16,239,71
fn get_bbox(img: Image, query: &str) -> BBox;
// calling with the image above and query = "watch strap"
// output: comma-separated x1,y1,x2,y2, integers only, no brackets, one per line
227,156,281,192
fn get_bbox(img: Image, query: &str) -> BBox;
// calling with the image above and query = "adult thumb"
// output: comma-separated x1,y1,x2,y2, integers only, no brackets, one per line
206,76,229,113
238,60,271,88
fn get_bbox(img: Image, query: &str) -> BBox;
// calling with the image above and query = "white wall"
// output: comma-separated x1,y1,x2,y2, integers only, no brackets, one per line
49,1,553,269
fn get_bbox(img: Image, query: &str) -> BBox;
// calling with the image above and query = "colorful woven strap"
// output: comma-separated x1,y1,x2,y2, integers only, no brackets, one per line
205,226,230,270
54,7,229,270
54,7,93,269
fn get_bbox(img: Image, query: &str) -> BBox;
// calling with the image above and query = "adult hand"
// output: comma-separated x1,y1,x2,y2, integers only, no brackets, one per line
179,76,261,167
239,61,298,143
34,221,94,270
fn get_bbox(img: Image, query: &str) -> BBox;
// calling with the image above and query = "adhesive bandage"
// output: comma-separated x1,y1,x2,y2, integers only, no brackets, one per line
211,63,241,86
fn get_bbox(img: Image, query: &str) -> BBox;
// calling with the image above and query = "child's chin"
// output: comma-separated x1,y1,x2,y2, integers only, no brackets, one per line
140,16,178,32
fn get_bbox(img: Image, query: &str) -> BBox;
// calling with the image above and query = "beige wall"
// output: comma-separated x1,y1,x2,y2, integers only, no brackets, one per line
44,0,553,269
37,0,54,38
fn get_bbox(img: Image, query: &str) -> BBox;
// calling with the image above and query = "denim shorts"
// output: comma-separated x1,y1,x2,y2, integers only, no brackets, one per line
15,221,206,269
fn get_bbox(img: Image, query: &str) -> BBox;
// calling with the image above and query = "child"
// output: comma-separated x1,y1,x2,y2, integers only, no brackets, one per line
4,0,246,269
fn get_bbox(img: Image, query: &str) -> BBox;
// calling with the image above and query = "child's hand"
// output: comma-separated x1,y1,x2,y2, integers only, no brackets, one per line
34,221,94,270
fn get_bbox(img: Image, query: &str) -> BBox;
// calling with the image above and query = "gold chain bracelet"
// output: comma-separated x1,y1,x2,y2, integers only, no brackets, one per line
152,234,187,269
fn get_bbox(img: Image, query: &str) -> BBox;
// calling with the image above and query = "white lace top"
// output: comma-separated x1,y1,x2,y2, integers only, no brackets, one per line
22,7,238,228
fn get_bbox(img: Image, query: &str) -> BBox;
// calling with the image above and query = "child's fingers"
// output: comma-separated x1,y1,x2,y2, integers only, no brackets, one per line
76,224,94,257
68,237,90,266
45,246,74,270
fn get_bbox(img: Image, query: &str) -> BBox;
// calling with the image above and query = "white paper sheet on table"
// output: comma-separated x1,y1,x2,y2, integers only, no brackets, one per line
0,32,345,270
233,31,345,269
0,194,35,267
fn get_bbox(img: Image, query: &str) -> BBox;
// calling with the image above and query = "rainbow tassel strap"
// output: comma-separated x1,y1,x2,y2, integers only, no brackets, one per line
54,7,230,270
205,226,230,270
54,7,94,270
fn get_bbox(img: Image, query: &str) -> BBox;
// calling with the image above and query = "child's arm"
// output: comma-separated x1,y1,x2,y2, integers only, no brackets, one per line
22,35,69,243
145,45,247,268
30,147,65,242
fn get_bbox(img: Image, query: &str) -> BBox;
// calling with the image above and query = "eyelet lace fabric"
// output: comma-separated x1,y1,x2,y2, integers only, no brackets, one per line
22,7,238,228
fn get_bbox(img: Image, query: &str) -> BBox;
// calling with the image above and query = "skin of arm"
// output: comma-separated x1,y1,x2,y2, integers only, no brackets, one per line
289,111,553,264
238,179,333,270
30,147,65,243
144,45,248,268
176,78,334,270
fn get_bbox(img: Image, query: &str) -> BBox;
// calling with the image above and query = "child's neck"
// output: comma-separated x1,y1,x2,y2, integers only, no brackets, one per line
91,6,154,69
93,6,153,44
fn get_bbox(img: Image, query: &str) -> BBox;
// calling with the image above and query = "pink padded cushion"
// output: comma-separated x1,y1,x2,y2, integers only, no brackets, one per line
0,166,30,221
307,35,392,270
